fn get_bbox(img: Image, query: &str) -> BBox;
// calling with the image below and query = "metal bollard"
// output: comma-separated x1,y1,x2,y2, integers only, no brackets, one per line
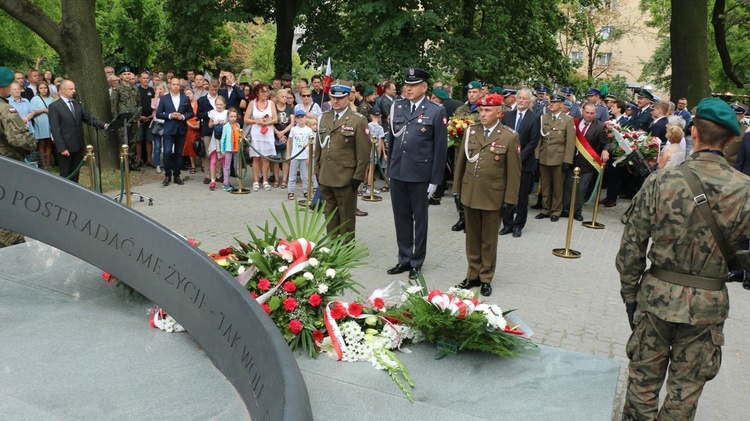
85,145,97,192
231,139,250,195
553,167,582,258
582,168,605,229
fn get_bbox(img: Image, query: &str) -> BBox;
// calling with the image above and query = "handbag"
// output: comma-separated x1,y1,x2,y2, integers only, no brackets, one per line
150,121,164,136
193,138,206,158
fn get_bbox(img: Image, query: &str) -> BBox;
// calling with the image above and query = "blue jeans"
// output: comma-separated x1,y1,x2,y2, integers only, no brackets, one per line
152,135,162,166
162,134,185,178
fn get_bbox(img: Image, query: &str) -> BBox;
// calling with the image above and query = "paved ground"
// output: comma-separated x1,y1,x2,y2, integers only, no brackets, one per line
121,170,750,420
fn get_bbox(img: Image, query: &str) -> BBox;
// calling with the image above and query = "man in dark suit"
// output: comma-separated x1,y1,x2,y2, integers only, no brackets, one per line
156,77,194,186
563,102,610,220
650,102,669,144
386,68,447,280
499,88,540,238
49,79,108,183
218,72,243,111
629,89,654,131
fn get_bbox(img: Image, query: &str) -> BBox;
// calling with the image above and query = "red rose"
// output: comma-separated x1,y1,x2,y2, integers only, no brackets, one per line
219,248,230,256
101,271,112,281
308,293,322,307
373,297,385,310
283,297,298,312
330,305,346,320
348,303,363,317
187,238,197,246
250,291,258,298
261,303,271,314
312,330,324,342
283,282,297,293
288,320,303,334
258,278,270,291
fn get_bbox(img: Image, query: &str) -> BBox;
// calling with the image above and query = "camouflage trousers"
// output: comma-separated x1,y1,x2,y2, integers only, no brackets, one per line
622,312,724,421
0,227,24,249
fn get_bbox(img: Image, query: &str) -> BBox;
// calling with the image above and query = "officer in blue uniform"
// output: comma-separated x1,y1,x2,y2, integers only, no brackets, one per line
532,85,549,114
587,88,610,122
562,87,581,119
386,68,448,280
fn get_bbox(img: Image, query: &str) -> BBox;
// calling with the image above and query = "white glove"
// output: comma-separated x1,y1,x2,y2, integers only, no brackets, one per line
427,183,437,198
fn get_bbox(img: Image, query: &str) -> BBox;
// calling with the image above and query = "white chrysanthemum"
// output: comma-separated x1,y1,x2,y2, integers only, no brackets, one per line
448,287,474,300
481,304,507,331
278,265,288,273
318,283,329,294
237,265,246,274
308,258,319,267
326,268,336,278
406,285,423,295
303,272,314,280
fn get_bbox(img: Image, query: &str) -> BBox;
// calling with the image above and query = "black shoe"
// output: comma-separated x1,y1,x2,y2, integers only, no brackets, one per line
513,228,522,238
130,164,141,172
174,177,184,185
428,197,441,205
535,213,549,219
480,283,493,296
499,226,513,235
409,267,421,280
727,270,746,282
162,177,170,186
573,214,583,221
451,219,465,231
456,278,481,289
386,263,411,275
560,211,570,218
530,199,542,210
550,215,560,222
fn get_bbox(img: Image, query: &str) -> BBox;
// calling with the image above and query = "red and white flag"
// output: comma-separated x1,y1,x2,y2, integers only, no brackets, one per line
323,57,333,94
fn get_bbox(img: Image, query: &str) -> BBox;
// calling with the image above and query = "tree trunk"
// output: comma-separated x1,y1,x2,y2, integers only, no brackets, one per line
670,0,711,106
458,0,478,93
0,0,117,168
712,0,744,88
274,0,298,77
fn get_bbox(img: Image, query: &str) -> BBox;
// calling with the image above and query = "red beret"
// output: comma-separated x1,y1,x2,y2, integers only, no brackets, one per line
478,93,503,107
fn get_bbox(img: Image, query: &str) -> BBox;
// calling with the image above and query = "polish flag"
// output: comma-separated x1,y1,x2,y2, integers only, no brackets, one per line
323,57,332,94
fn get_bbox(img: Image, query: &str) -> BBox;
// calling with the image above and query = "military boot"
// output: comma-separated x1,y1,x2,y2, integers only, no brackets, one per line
451,195,465,232
530,194,542,209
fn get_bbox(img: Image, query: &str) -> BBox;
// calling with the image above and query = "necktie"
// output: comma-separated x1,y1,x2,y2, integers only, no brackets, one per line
583,122,590,135
484,129,491,138
411,104,416,114
334,113,339,122
67,100,74,113
515,112,524,132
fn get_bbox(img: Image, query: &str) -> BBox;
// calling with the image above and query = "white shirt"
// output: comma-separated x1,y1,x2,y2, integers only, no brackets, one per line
169,93,181,119
515,109,526,130
410,96,425,113
483,122,500,136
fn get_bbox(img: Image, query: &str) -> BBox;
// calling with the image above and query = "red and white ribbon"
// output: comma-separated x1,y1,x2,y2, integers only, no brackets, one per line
256,238,315,304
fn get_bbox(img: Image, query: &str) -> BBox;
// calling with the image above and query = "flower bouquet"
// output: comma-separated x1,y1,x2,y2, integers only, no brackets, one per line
447,116,474,148
608,125,660,168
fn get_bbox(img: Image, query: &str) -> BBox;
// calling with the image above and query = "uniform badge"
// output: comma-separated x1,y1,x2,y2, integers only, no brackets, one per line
365,127,370,135
517,145,521,154
418,119,422,123
398,105,402,109
9,108,17,113
494,155,501,161
470,130,475,135
490,147,495,152
420,127,427,133
443,116,447,125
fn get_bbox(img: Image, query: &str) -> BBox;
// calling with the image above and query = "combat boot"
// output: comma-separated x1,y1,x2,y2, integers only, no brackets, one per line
451,195,465,232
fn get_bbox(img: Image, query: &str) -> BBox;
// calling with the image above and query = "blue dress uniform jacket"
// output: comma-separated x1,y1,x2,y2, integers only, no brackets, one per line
595,103,610,123
388,98,448,184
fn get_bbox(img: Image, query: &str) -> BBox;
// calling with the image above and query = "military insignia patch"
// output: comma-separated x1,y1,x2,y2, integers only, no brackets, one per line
517,145,521,154
443,116,447,125
365,128,370,135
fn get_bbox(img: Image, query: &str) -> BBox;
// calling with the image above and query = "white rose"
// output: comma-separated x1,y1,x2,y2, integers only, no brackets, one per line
308,258,319,267
303,272,314,280
326,268,336,278
365,316,378,326
318,284,329,294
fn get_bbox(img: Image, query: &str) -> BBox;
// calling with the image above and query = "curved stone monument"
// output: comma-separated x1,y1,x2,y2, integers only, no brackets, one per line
0,157,312,420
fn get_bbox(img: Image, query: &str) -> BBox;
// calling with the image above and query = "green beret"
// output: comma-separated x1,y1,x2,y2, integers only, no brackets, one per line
0,66,14,87
363,87,375,97
433,87,450,100
489,87,503,95
466,81,482,90
696,97,741,136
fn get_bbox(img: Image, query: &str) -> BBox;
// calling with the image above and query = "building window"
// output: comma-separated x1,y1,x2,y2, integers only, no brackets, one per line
600,26,612,40
571,51,584,61
597,52,612,66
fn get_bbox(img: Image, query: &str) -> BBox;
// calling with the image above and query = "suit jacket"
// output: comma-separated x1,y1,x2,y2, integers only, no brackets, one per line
49,96,106,154
387,97,448,185
573,118,610,173
629,106,653,131
156,93,194,136
314,108,370,187
502,109,541,172
733,132,750,176
453,123,522,210
535,113,575,166
443,98,463,118
650,117,668,144
196,95,216,137
218,85,243,111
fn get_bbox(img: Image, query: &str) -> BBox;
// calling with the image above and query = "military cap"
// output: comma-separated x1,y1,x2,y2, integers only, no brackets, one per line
466,81,482,90
605,94,617,102
433,87,450,101
587,88,601,97
730,102,747,115
627,102,638,110
329,80,353,98
0,66,14,87
403,67,430,84
117,66,132,75
281,73,293,81
363,87,375,97
294,109,306,117
637,89,654,101
477,93,503,106
536,86,547,93
501,89,517,98
550,92,566,102
652,95,661,103
563,100,572,107
370,106,382,115
696,97,741,136
561,87,575,95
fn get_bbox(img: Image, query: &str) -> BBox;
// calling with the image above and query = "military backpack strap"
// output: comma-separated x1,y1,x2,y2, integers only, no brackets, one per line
677,164,735,266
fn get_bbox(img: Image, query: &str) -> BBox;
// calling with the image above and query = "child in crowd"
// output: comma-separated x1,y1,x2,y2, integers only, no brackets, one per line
286,110,314,200
207,96,228,191
220,108,242,191
365,106,387,194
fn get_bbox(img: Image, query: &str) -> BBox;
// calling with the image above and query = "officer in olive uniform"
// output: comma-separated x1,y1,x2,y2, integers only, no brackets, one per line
386,68,448,280
111,66,141,169
314,80,370,242
535,93,575,221
724,103,748,166
453,93,521,297
618,98,750,420
628,89,654,131
532,86,549,114
0,66,37,248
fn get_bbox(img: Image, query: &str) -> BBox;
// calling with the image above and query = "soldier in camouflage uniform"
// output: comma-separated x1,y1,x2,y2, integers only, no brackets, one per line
617,97,750,420
111,66,141,168
451,81,483,232
0,66,37,248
